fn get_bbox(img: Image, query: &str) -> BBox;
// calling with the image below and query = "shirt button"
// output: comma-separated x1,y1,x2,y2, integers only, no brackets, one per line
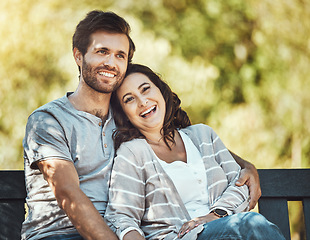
102,132,105,136
198,179,202,184
99,122,102,126
104,144,108,148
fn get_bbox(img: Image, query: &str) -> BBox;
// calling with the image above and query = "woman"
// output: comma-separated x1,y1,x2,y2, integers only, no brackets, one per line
105,64,284,240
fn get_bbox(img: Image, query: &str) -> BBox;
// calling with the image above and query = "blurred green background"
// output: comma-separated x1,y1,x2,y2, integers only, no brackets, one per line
0,0,309,239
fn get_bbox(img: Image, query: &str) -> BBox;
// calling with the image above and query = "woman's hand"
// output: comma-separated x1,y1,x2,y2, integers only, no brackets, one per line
178,213,219,238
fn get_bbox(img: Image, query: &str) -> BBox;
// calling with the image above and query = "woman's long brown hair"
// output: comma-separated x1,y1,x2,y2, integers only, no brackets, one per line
111,63,191,151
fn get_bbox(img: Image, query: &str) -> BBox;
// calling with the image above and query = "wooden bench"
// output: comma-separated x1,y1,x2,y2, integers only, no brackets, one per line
258,169,310,240
0,170,26,240
0,169,309,240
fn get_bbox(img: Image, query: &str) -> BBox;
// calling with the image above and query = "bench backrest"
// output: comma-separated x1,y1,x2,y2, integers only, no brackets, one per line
0,169,309,240
258,169,310,240
0,170,26,240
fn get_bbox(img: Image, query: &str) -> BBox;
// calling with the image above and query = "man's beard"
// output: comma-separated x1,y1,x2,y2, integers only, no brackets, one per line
82,59,125,93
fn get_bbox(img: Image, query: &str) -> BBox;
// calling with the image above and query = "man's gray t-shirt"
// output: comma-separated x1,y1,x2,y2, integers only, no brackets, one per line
21,93,115,240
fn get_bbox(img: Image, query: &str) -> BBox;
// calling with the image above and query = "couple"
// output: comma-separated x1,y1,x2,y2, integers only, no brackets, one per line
21,10,284,240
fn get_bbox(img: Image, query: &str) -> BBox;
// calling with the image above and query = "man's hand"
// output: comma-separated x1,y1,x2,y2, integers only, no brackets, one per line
235,165,262,210
229,150,261,210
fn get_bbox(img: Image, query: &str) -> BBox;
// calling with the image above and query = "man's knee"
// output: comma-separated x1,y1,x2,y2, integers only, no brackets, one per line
240,212,285,239
242,212,268,226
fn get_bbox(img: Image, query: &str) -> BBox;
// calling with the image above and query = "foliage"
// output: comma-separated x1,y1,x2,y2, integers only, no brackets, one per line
1,0,309,169
117,0,310,169
1,0,309,238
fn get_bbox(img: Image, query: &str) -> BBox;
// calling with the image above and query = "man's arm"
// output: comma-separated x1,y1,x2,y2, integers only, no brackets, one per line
37,159,118,240
229,151,262,210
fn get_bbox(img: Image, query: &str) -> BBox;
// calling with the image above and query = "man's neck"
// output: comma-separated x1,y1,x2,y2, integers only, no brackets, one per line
68,88,111,122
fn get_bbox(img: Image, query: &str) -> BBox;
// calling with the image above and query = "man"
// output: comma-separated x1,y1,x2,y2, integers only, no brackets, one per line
22,10,260,240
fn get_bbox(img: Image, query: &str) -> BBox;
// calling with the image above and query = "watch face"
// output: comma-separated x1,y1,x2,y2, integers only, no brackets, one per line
214,209,228,217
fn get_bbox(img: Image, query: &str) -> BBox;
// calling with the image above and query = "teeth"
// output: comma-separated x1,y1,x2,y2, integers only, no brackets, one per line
99,72,115,77
141,106,156,116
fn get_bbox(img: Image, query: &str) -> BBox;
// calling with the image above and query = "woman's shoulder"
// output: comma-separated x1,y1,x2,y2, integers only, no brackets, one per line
115,138,156,167
181,123,213,135
118,138,146,150
116,138,152,157
180,124,217,146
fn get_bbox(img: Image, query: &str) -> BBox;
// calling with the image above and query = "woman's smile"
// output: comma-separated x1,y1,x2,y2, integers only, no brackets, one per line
140,105,157,118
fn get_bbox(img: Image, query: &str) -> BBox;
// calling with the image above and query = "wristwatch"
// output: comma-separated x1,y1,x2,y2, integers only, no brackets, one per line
212,209,228,218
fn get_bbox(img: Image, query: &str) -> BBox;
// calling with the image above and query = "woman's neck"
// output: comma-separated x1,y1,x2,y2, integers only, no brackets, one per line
143,130,175,149
146,130,187,163
140,129,163,145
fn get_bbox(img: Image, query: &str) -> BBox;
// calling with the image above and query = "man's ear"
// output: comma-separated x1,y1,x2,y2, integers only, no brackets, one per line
73,47,83,66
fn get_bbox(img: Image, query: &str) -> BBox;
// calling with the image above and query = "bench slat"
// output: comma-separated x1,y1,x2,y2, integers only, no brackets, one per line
258,198,290,240
0,170,26,240
304,198,310,240
0,200,26,240
258,169,310,198
0,170,26,199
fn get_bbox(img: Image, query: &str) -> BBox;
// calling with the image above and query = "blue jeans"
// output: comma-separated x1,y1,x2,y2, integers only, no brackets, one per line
42,233,84,240
197,212,285,240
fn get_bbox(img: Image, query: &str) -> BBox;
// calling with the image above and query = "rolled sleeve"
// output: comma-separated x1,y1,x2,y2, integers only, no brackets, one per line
120,227,144,240
23,111,72,169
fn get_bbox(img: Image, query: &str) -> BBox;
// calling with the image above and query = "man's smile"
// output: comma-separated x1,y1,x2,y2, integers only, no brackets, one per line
98,71,116,78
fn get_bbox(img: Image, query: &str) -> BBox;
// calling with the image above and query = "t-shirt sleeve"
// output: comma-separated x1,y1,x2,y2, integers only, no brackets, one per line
23,111,73,169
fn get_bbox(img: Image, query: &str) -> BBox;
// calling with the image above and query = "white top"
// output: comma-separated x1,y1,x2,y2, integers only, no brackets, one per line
157,130,210,219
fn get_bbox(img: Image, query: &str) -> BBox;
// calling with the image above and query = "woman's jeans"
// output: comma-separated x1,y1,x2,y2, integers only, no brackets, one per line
197,212,285,240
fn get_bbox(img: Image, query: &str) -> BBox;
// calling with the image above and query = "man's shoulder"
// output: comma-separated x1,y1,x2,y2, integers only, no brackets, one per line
28,95,73,120
33,95,69,113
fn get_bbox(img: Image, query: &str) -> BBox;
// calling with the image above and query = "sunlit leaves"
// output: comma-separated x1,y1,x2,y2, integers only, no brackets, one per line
1,0,309,171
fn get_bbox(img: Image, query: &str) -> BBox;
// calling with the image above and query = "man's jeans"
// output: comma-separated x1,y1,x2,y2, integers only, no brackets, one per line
42,233,84,240
197,212,285,240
